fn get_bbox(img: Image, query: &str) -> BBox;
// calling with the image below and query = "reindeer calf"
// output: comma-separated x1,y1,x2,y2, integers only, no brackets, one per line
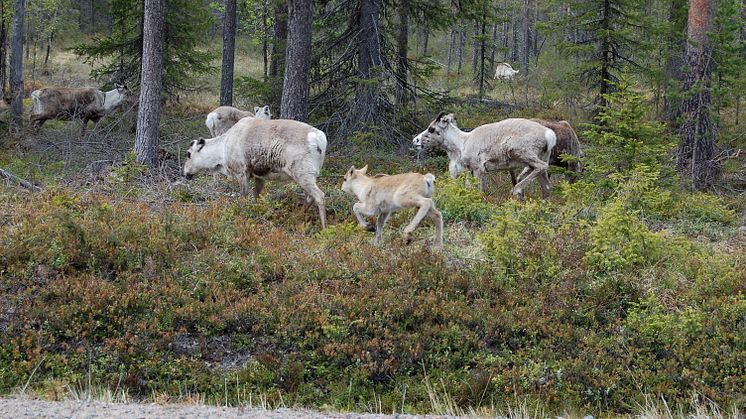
342,166,443,247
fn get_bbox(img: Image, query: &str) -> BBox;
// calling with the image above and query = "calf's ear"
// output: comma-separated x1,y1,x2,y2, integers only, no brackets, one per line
359,165,368,174
254,106,261,113
197,138,206,151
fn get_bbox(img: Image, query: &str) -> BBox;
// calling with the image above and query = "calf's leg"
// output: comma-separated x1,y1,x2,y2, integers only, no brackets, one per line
353,202,376,232
402,197,435,244
374,211,391,245
429,206,444,248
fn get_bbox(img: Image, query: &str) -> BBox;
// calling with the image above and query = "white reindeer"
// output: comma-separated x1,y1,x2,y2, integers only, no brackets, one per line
184,117,328,228
413,112,556,199
205,105,272,137
493,63,520,80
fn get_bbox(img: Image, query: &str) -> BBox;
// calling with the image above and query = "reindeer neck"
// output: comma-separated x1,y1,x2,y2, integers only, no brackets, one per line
442,126,468,157
103,89,125,110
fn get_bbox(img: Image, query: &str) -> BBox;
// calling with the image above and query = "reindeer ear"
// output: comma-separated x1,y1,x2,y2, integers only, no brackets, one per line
359,165,368,174
197,138,206,151
436,111,447,121
264,106,270,112
254,106,261,113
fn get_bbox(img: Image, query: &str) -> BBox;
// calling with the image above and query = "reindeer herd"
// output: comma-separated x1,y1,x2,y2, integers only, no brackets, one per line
27,82,584,248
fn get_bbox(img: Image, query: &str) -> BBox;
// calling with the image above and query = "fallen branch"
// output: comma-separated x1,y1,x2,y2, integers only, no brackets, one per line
0,168,42,192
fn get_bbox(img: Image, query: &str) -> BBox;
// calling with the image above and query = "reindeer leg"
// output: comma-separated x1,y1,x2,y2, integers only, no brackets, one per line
511,158,549,200
538,170,552,199
294,173,327,229
374,211,391,246
403,198,435,245
353,202,376,232
509,169,517,186
237,173,250,197
253,178,265,198
429,205,444,248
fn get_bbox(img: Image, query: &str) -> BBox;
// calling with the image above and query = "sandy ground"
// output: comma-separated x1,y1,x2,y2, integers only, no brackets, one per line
0,398,465,419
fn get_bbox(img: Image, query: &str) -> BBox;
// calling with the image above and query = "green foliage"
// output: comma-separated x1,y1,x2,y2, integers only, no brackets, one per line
73,0,216,92
581,77,676,190
584,200,663,273
433,173,493,223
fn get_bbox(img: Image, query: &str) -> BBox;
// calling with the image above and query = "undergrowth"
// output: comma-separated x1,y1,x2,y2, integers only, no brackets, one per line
0,79,744,416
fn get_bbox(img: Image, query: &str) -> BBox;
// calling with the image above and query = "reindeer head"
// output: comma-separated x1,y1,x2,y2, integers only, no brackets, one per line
114,82,133,98
183,138,210,179
412,112,458,150
341,165,368,195
254,105,272,120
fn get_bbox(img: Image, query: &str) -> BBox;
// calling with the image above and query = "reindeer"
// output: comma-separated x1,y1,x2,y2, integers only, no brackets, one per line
184,117,327,228
30,83,132,133
342,165,443,247
413,113,556,199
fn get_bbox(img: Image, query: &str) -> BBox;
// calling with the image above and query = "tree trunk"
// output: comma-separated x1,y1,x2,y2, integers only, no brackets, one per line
0,0,7,99
511,12,519,63
597,0,612,109
421,26,429,56
220,0,237,106
478,20,487,99
472,23,479,76
90,0,95,32
489,23,497,75
457,23,465,75
269,2,288,78
446,26,455,75
44,33,53,68
135,0,165,168
281,0,313,121
9,0,23,131
662,0,687,122
262,0,269,81
523,0,532,75
395,0,409,106
677,0,717,189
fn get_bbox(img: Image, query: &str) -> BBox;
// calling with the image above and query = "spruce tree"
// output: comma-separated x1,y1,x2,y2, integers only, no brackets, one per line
73,0,214,93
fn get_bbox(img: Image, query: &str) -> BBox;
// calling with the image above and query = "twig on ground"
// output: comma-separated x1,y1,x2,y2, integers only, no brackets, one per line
0,168,42,192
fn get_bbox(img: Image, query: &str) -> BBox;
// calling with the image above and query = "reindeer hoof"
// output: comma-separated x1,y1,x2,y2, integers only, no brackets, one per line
365,223,376,232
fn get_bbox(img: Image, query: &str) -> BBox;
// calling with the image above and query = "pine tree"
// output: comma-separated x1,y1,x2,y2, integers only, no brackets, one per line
135,0,165,168
220,0,237,106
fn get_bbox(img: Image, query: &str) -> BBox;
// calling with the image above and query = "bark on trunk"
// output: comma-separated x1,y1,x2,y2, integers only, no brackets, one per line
395,0,409,106
10,0,23,131
269,2,288,78
446,26,455,75
220,0,237,106
662,0,687,122
0,0,7,99
457,23,465,75
523,0,532,74
281,0,313,121
135,0,165,168
677,0,718,189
